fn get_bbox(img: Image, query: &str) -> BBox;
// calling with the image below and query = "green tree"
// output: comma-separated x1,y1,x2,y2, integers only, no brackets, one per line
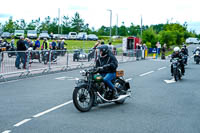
3,17,15,33
142,27,158,48
62,15,71,34
26,20,37,30
118,22,128,36
71,12,84,32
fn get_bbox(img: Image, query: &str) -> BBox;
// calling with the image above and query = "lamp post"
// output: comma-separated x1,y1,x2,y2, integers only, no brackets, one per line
107,9,112,42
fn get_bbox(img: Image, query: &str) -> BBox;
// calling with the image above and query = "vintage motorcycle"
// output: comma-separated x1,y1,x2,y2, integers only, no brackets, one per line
194,50,200,64
171,58,182,81
73,68,131,112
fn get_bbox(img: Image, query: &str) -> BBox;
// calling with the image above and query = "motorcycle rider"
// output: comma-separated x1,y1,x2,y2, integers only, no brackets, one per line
96,45,119,99
193,47,200,54
171,47,185,76
180,47,188,65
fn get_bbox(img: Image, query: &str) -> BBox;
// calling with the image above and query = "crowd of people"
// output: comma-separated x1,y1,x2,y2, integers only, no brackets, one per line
0,36,67,69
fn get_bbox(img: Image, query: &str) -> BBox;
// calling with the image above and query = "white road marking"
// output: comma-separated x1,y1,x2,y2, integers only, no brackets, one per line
139,71,154,77
125,78,132,81
164,78,176,84
13,119,31,127
33,100,73,118
68,78,79,81
2,130,11,133
158,67,167,71
55,76,66,80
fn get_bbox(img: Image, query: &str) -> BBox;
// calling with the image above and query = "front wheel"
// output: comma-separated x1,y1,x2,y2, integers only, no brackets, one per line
73,86,94,112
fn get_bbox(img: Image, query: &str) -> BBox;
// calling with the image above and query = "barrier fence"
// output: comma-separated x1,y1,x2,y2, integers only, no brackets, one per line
0,49,144,81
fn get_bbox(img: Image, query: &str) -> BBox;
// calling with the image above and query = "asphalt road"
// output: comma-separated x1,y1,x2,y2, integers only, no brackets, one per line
0,44,200,133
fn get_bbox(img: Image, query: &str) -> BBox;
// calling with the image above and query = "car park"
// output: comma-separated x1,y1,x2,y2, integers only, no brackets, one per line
14,30,24,38
39,33,50,40
59,34,68,40
68,32,77,40
1,32,12,39
27,30,37,39
77,32,87,40
87,34,98,41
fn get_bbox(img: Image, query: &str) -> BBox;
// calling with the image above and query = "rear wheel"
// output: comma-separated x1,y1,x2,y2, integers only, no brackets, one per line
114,79,126,104
73,86,94,112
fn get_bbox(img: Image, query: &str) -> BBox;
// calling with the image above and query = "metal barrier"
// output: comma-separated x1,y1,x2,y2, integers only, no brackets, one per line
0,49,143,81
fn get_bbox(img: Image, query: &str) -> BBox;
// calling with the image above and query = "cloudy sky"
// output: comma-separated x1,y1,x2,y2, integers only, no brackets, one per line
0,0,200,33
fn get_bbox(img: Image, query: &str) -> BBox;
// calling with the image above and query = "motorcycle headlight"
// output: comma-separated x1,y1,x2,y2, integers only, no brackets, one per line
80,70,87,76
196,51,199,55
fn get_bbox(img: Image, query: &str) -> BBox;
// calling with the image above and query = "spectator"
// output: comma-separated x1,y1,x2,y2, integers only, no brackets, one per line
10,39,15,48
51,40,57,50
24,38,29,48
34,38,40,50
161,43,166,59
60,39,66,50
57,40,61,49
136,43,141,60
15,36,27,69
41,38,49,50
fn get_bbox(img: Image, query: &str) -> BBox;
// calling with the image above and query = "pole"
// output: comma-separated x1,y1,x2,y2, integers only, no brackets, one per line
116,14,118,36
141,15,142,38
107,9,112,42
58,8,60,34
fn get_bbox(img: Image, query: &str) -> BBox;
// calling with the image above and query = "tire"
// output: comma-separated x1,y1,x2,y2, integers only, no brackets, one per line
73,86,94,112
178,69,182,80
114,78,126,104
173,69,178,81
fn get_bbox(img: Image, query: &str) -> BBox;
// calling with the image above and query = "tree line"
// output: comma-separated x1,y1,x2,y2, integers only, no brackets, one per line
0,12,198,48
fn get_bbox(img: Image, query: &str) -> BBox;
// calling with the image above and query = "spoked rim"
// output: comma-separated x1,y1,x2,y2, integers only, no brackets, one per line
77,88,91,109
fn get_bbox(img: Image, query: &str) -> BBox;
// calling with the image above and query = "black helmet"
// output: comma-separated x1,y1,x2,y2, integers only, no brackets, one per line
98,45,109,56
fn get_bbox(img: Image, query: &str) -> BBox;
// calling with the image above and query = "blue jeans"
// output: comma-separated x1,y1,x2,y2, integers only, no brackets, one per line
15,52,26,68
101,73,116,91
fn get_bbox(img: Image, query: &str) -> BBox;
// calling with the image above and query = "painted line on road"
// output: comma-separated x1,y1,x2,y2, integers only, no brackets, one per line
13,119,31,127
68,78,79,81
139,71,154,77
2,130,11,133
125,78,132,81
55,76,66,80
33,100,73,118
158,67,167,71
164,78,176,84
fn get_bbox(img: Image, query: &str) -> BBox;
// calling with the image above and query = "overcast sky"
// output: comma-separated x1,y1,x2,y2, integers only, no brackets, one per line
0,0,200,33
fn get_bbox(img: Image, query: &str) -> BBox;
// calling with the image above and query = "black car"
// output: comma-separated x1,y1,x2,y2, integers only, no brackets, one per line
1,32,11,39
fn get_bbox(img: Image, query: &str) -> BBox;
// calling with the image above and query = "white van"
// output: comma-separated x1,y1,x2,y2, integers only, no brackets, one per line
68,32,77,40
186,37,200,44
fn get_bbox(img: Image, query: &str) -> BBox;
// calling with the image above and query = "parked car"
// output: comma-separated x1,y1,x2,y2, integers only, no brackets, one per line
186,37,200,44
27,30,37,39
68,32,77,40
77,32,87,40
87,34,98,41
14,30,24,38
59,34,68,40
39,33,50,40
1,32,11,39
53,34,60,40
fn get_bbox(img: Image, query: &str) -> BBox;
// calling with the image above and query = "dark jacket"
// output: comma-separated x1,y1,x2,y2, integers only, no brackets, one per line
181,48,188,56
171,52,182,59
17,39,27,51
96,52,118,73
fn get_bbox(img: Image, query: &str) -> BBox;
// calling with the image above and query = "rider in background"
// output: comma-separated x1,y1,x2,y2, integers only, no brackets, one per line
171,47,185,76
96,45,119,99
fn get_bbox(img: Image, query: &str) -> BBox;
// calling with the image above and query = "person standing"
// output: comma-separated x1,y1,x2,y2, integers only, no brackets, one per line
161,43,166,59
15,36,27,69
34,38,40,50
